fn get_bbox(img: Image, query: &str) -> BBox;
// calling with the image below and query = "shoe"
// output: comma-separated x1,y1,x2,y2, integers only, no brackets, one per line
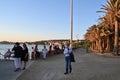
14,68,19,72
64,72,68,75
22,67,25,70
69,66,72,73
69,70,72,73
18,68,21,70
14,69,18,72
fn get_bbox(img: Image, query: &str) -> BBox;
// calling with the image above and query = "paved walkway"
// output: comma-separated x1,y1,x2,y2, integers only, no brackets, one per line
16,48,120,80
0,60,33,80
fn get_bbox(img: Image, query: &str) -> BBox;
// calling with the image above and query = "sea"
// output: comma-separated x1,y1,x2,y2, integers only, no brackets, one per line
0,44,49,59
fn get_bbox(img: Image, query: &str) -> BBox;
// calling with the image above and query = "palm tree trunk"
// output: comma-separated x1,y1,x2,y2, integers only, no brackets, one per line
92,42,94,50
106,36,110,52
96,40,99,50
114,20,119,54
99,39,102,53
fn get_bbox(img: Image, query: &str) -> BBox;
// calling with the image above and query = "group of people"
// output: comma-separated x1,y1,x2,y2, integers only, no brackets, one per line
0,43,29,72
12,42,29,72
2,43,50,72
2,42,75,74
12,43,48,72
31,44,48,60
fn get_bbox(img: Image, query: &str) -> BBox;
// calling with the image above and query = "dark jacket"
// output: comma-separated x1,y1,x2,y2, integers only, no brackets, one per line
12,45,23,58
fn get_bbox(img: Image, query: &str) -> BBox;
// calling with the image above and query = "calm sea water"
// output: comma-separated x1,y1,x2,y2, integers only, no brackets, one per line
0,44,49,59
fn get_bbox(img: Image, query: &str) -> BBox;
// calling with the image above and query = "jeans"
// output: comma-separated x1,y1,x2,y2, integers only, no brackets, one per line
65,56,72,73
14,58,21,68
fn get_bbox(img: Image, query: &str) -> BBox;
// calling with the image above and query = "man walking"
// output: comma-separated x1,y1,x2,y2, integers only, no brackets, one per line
12,42,23,72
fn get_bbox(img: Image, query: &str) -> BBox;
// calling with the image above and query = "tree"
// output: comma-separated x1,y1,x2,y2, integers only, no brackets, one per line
98,0,120,54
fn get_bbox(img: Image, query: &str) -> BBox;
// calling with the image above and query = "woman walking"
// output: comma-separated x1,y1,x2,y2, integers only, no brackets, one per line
63,44,72,75
21,43,29,70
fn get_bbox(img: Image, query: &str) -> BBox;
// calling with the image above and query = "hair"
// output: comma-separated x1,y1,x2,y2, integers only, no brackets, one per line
23,43,27,49
15,42,20,45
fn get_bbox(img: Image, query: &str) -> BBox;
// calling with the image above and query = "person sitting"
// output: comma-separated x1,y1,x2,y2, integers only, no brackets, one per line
4,49,13,60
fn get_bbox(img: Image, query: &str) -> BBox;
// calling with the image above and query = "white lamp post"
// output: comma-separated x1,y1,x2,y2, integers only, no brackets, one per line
70,0,73,47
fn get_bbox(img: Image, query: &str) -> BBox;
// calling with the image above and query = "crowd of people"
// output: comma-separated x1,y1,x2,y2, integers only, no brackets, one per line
1,42,63,72
1,42,75,75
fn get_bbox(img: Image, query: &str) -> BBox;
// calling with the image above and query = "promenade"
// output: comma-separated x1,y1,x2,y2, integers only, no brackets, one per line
1,48,120,80
17,48,120,80
0,59,33,80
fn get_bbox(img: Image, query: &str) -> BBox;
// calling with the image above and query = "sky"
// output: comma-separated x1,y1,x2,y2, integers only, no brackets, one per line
0,0,106,42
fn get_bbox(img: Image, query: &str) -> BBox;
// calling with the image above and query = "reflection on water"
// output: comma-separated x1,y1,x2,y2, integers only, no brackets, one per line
0,44,49,59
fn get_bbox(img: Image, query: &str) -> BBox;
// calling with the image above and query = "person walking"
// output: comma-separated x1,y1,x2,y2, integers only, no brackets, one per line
63,44,72,75
21,43,29,70
12,42,22,72
42,45,48,59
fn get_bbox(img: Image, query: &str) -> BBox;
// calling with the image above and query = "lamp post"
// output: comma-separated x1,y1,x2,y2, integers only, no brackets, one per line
70,0,73,47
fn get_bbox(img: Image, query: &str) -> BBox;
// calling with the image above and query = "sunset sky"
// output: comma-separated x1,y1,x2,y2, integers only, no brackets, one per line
0,0,106,42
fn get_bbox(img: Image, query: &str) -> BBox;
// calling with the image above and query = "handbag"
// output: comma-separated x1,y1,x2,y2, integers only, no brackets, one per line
70,52,75,62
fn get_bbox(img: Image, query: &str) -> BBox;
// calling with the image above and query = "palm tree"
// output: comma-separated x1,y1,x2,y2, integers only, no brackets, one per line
98,15,114,52
98,0,120,54
85,25,101,52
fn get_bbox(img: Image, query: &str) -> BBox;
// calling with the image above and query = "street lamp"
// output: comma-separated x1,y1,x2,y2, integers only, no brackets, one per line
70,0,73,47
